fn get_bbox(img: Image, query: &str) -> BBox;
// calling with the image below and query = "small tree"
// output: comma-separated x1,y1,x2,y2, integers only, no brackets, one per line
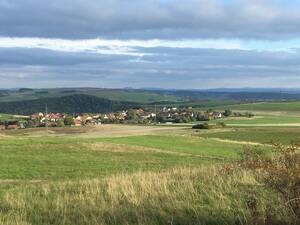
224,109,232,117
64,116,75,126
57,120,65,127
126,109,139,122
156,114,165,123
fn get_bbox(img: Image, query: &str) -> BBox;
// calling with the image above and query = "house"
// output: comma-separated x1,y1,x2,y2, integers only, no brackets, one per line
31,113,41,120
92,114,101,120
47,113,65,122
74,120,82,126
84,116,96,125
213,112,223,119
108,113,116,120
75,115,82,121
116,113,126,121
136,109,145,115
74,116,83,126
149,113,156,118
85,116,93,121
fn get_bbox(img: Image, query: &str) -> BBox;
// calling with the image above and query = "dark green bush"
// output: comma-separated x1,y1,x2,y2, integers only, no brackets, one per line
192,123,210,129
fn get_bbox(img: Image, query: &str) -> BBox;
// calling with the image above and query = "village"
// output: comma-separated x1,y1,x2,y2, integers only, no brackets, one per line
0,107,254,130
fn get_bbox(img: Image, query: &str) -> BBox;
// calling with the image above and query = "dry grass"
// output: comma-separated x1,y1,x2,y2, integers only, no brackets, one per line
0,167,297,225
0,133,10,138
209,138,268,146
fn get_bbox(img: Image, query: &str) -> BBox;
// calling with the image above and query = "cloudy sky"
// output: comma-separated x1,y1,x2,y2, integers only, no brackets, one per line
1,0,300,89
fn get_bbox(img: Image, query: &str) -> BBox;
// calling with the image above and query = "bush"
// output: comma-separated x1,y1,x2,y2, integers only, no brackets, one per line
57,120,65,127
64,116,75,126
240,142,300,218
192,123,210,129
224,109,232,117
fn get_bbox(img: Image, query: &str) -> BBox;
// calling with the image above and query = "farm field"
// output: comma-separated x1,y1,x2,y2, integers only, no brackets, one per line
0,124,299,224
220,101,300,112
209,115,300,126
198,127,300,145
0,136,213,181
100,135,243,159
157,114,300,128
0,114,15,121
0,126,244,182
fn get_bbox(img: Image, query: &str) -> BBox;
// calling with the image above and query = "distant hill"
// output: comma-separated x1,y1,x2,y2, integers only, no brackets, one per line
2,88,300,114
0,88,182,104
143,90,300,101
0,94,141,115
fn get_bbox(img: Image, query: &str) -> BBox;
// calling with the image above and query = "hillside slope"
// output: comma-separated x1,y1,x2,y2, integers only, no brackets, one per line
0,88,182,103
0,94,141,114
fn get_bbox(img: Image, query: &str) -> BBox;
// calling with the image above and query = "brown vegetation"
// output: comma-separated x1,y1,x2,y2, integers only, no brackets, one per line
239,142,300,219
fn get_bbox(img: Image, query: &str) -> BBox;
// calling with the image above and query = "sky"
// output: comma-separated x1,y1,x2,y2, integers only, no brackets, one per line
1,0,300,89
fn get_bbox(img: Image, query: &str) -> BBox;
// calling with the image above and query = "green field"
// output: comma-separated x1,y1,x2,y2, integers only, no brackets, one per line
198,128,300,145
222,101,300,111
0,136,216,181
0,114,14,121
100,135,243,159
0,125,298,224
209,115,300,126
0,129,244,181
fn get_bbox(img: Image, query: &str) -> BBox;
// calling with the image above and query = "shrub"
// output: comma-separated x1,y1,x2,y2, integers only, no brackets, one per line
240,142,300,218
224,109,232,117
57,120,65,127
192,122,210,129
64,116,75,126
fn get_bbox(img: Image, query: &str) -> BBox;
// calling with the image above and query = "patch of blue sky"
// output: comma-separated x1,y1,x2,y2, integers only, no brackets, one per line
244,39,300,52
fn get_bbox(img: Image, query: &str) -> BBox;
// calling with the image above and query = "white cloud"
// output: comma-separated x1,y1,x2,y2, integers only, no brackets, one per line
2,37,300,57
0,37,245,57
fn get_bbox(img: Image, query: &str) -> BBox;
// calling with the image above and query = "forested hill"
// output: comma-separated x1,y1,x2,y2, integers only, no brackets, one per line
0,94,141,115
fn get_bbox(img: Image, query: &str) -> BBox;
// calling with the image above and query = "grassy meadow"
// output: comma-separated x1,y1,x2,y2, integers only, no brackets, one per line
0,121,299,224
219,101,300,112
212,116,300,127
198,127,300,145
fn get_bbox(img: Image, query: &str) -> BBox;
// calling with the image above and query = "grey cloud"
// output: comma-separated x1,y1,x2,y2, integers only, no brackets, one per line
1,0,300,40
0,48,135,66
1,46,300,88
